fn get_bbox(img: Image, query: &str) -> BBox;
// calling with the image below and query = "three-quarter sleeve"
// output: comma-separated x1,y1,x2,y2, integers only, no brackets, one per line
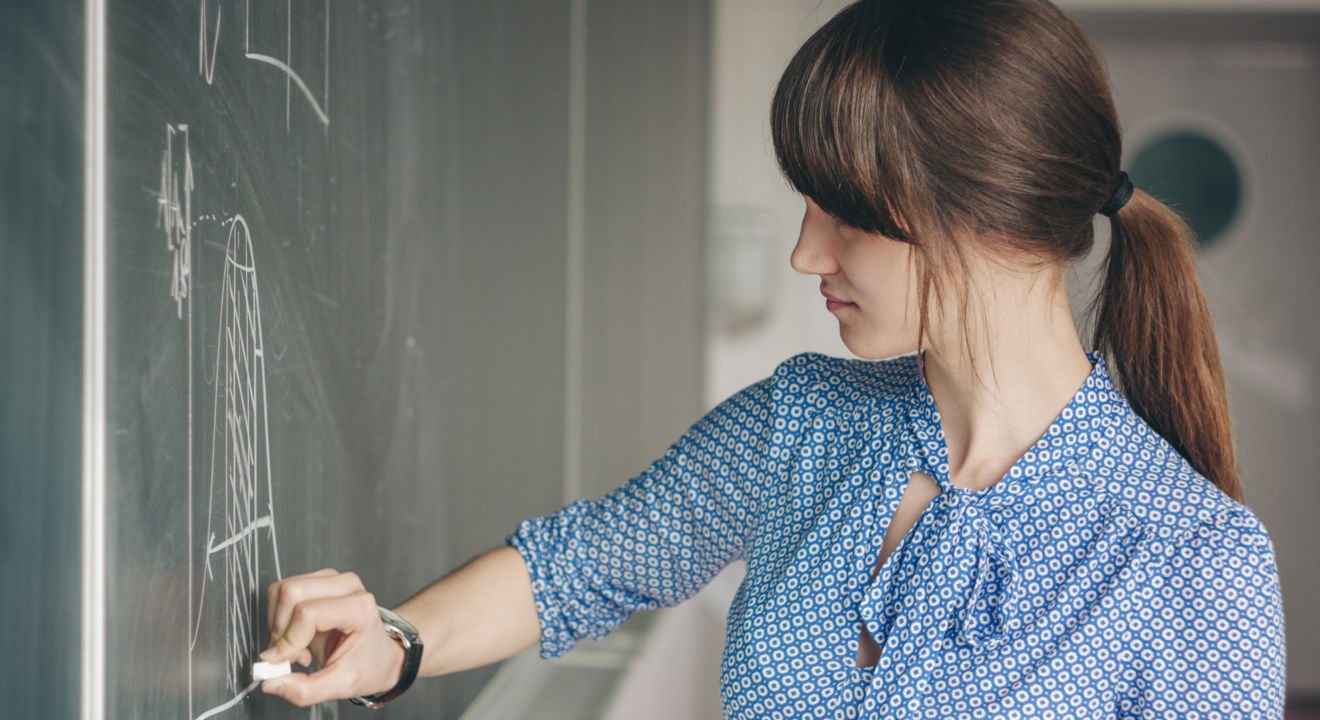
1126,503,1286,719
505,367,783,659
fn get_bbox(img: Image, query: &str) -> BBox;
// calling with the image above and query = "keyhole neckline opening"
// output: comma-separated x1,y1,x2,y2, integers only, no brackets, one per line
853,470,943,670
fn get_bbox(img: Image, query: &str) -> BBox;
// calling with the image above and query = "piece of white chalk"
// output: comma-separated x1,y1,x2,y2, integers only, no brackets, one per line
252,660,292,682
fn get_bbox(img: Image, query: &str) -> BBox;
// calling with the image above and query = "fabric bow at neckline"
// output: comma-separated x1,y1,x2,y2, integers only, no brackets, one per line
948,495,1026,649
861,491,1027,654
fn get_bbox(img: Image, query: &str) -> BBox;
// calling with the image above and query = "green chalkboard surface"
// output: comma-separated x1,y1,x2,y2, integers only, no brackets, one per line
1,0,710,717
103,1,577,717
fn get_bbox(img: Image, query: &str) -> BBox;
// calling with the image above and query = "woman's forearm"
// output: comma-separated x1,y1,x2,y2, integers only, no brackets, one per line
393,544,543,678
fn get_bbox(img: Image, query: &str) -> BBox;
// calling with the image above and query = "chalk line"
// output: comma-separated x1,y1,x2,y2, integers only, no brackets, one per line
194,680,260,720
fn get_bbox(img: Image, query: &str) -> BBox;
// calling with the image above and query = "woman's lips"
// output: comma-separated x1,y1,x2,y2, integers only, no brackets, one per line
821,287,855,311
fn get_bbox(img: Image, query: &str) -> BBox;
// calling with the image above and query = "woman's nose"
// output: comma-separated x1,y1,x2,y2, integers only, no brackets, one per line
790,224,838,276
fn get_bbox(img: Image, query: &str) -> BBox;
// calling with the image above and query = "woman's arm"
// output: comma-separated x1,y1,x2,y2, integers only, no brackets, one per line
259,543,540,707
395,544,542,676
261,358,793,707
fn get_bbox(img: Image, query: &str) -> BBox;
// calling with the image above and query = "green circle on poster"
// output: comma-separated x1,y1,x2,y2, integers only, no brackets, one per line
1128,129,1242,250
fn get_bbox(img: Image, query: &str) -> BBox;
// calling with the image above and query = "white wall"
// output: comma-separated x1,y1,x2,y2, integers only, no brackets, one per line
704,0,859,407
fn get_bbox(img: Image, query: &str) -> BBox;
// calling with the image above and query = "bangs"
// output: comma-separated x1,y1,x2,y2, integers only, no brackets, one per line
769,1,917,242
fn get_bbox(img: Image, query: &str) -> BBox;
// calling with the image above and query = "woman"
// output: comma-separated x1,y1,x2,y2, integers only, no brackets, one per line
259,0,1287,716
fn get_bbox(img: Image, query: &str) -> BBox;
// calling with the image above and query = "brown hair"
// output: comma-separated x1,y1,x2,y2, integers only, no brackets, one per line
770,0,1241,501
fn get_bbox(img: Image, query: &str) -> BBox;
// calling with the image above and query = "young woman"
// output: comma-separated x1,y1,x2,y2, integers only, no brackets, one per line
259,1,1286,716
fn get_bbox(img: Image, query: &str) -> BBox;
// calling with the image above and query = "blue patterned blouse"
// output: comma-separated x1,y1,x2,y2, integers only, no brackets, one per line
505,350,1287,718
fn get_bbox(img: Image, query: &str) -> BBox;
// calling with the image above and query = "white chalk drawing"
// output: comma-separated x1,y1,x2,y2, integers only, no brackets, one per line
158,123,202,719
192,683,338,720
193,681,261,720
199,0,222,85
196,0,330,127
158,124,194,319
188,214,285,719
158,127,328,714
166,3,342,711
244,0,331,129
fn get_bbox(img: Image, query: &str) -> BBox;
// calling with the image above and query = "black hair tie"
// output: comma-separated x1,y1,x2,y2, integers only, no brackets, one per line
1099,171,1134,217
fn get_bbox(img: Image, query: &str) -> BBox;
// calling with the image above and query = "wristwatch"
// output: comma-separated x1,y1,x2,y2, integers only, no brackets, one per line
350,606,424,709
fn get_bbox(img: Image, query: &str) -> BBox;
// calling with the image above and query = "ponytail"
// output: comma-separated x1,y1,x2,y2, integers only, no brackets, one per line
1087,189,1242,501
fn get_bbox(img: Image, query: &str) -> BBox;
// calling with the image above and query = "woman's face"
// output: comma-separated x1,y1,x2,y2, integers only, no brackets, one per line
791,195,923,359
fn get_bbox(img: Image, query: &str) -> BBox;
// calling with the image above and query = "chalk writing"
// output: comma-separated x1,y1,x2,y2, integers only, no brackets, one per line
190,214,285,720
193,681,259,720
196,0,331,127
158,124,193,319
198,0,221,85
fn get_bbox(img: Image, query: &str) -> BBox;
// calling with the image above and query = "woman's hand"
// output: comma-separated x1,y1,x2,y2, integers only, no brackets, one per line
259,568,407,707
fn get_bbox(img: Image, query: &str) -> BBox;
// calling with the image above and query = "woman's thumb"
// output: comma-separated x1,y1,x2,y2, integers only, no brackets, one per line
261,662,355,708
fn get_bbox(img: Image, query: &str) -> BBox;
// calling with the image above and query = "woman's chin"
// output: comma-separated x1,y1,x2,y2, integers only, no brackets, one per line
838,327,874,358
839,327,904,360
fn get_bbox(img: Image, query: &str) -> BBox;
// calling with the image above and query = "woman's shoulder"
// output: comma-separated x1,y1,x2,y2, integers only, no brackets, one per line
1089,413,1268,547
1113,472,1285,712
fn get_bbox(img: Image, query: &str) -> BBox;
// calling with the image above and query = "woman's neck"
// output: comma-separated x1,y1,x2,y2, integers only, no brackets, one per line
920,283,1094,491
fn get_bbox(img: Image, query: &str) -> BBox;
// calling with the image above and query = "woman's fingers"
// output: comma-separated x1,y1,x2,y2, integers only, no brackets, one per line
261,662,356,708
265,590,378,663
306,633,329,668
292,647,314,668
265,568,340,635
267,571,366,647
257,569,398,710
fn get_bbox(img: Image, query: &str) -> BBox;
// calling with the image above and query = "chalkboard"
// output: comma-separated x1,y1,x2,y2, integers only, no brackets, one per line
0,1,84,719
102,1,580,717
1,0,711,717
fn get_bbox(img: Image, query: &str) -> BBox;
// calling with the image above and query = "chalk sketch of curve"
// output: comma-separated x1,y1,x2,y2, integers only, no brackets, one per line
190,214,286,720
198,0,330,128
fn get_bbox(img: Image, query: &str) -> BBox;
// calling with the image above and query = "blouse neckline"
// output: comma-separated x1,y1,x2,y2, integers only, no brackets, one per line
858,349,1139,657
900,348,1132,501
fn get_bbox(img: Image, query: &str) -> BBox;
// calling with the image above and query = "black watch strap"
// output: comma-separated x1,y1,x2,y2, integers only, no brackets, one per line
349,607,423,709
